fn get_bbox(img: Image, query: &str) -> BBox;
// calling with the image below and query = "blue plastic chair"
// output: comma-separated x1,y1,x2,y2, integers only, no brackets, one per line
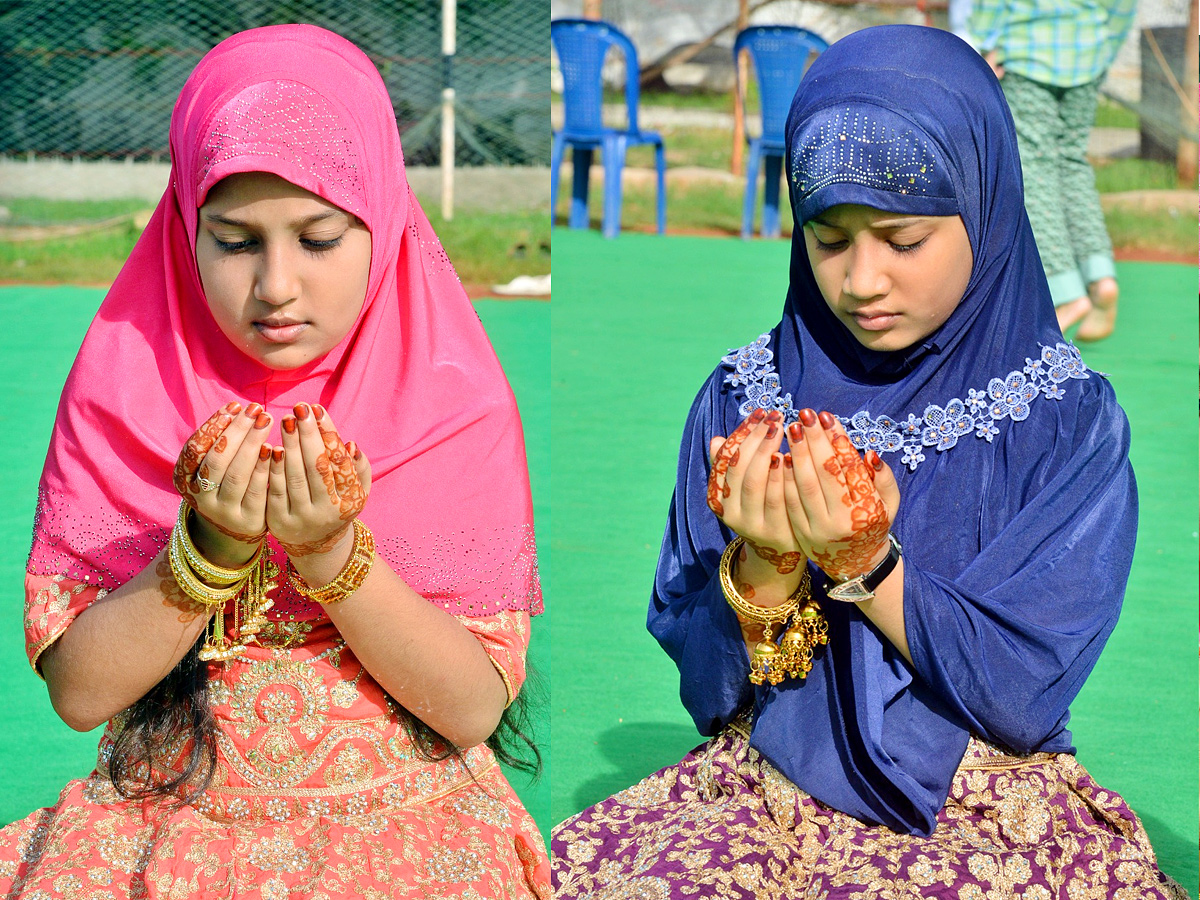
734,26,828,239
551,18,665,239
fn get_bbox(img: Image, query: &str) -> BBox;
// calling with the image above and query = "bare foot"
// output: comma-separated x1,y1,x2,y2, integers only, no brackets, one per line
1055,296,1092,332
1075,277,1118,342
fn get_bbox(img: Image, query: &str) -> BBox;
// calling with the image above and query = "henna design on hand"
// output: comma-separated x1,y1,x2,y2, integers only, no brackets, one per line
746,538,804,575
707,408,767,517
198,514,266,545
155,558,208,621
314,427,367,522
173,409,235,501
809,434,890,581
277,522,350,558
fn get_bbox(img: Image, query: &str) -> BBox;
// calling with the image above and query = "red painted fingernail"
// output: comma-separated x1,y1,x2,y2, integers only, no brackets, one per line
788,423,804,442
799,408,817,426
255,413,270,429
313,404,326,421
294,403,310,420
870,451,884,471
769,455,780,470
784,454,794,469
258,443,271,461
818,411,835,429
766,409,781,423
282,417,296,434
765,423,778,439
749,408,767,424
271,447,284,462
347,441,358,458
224,401,242,414
245,403,263,418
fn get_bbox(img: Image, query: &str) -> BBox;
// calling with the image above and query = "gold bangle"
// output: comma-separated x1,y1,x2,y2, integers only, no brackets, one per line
720,537,820,686
175,501,262,586
168,523,245,609
287,520,375,605
719,537,809,625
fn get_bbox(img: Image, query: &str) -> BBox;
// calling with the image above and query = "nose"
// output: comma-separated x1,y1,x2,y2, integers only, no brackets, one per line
253,243,300,306
842,240,890,301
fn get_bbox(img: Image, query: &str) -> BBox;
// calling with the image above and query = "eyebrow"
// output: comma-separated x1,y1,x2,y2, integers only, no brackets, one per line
201,210,345,229
809,215,927,229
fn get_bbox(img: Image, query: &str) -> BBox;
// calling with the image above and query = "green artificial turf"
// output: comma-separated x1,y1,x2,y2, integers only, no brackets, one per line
549,228,1198,894
0,288,551,842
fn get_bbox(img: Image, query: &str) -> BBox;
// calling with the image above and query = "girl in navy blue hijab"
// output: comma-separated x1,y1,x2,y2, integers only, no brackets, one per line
552,24,1183,898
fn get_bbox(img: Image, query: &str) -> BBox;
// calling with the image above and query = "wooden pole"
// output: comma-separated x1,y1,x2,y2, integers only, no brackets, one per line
731,0,749,176
1178,0,1198,184
440,0,456,220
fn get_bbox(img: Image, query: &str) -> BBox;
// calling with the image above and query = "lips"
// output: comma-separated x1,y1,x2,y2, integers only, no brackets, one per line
253,320,309,343
850,310,899,331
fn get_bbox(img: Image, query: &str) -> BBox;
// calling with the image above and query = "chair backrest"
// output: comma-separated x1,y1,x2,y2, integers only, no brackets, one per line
733,26,828,143
552,18,642,137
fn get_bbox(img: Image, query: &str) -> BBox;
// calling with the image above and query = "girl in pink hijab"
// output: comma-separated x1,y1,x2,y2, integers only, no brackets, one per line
9,24,548,899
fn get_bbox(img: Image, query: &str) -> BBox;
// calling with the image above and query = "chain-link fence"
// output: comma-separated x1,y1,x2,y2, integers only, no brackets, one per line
0,0,549,166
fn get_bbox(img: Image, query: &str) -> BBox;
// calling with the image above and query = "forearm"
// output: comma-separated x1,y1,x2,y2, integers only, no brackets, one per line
293,534,508,749
40,547,212,732
848,559,909,664
729,548,802,658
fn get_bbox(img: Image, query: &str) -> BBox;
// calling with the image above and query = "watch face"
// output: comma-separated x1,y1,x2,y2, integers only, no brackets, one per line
827,578,875,603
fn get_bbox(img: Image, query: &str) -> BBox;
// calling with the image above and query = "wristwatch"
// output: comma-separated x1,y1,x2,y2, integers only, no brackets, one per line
825,533,902,602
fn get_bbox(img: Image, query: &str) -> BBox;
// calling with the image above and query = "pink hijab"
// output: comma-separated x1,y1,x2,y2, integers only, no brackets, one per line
28,24,542,619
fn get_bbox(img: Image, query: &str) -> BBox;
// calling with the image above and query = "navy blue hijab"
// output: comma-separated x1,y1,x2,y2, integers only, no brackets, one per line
648,25,1136,836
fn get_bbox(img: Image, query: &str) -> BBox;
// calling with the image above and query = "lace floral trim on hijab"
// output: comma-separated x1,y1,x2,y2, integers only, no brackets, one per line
721,334,1090,471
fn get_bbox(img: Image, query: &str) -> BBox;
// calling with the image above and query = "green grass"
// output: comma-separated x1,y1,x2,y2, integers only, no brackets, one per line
0,197,149,225
603,87,1137,130
1103,203,1198,257
621,130,1193,194
1093,157,1194,193
0,200,549,287
555,178,1197,258
1094,96,1141,129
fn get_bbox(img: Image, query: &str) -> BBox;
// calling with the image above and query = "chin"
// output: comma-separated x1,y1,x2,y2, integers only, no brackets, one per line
848,327,913,353
249,341,318,371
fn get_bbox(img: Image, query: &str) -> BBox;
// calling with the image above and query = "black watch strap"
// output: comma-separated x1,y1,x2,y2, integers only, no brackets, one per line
825,533,902,602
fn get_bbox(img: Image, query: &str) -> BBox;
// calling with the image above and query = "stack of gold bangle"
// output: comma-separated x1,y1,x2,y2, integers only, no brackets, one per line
719,536,827,685
168,501,277,662
287,519,375,605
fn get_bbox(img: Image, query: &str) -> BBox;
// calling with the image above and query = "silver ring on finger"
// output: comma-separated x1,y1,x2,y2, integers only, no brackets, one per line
195,474,220,493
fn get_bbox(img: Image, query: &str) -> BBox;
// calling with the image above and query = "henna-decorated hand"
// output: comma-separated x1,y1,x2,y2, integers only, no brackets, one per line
267,403,372,562
783,409,901,583
172,401,273,567
707,408,805,580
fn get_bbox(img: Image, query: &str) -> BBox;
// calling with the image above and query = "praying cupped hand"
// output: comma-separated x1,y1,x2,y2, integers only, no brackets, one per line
707,407,806,579
782,409,901,583
267,403,372,561
172,400,273,567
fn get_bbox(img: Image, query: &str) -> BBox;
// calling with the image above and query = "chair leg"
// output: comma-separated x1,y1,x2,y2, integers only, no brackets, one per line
570,146,593,230
654,140,666,235
762,154,783,240
550,133,565,231
602,135,627,239
742,142,762,239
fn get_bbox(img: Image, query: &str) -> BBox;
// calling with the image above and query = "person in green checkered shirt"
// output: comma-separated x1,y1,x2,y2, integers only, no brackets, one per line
969,0,1136,340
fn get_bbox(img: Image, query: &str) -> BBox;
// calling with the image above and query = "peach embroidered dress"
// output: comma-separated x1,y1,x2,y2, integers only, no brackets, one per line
9,24,548,900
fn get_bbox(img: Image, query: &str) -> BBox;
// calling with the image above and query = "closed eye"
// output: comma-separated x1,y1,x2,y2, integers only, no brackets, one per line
889,238,927,254
213,236,254,253
301,236,345,254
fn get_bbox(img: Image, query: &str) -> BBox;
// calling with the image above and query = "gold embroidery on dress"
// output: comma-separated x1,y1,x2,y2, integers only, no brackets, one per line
551,727,1188,900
